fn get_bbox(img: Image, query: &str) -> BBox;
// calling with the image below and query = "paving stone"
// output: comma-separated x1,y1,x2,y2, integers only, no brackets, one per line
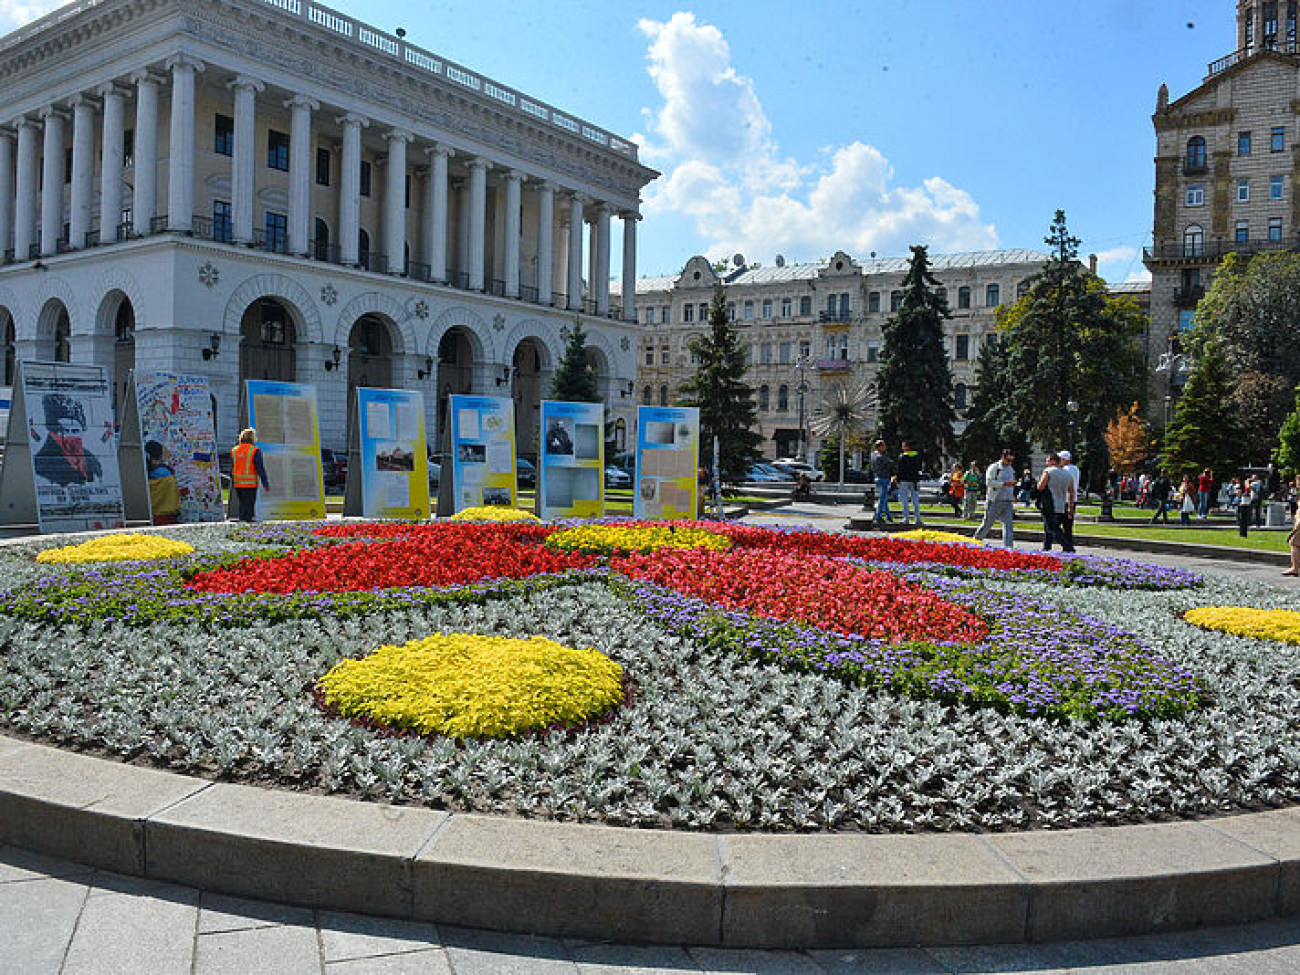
149,782,444,915
988,821,1276,942
61,872,198,975
0,874,88,974
567,941,702,973
721,832,1027,947
0,843,96,883
809,947,950,973
325,950,454,974
440,925,579,974
415,814,720,944
199,890,316,934
688,946,825,973
0,741,209,875
1205,808,1300,912
318,909,442,962
195,923,323,975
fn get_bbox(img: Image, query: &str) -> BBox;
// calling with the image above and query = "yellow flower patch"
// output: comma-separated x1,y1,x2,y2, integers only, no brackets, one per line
895,529,983,546
36,533,195,564
317,632,624,738
546,524,732,555
447,506,540,523
1184,607,1300,645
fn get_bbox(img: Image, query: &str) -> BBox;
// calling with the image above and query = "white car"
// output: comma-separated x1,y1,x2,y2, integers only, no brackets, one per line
772,459,825,482
604,466,632,488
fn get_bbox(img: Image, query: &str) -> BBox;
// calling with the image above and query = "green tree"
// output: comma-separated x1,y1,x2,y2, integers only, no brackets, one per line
1160,338,1242,477
1194,251,1300,389
678,285,763,486
999,210,1146,490
1230,370,1294,466
548,318,601,402
959,334,1029,465
875,244,956,471
1275,385,1300,475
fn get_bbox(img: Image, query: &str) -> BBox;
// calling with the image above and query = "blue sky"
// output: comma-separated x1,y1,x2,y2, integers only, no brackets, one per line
2,0,1241,282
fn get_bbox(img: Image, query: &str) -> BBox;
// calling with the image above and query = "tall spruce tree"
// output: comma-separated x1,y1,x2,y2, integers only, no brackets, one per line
959,334,1029,464
678,285,763,485
875,244,956,471
1161,338,1243,477
548,318,601,402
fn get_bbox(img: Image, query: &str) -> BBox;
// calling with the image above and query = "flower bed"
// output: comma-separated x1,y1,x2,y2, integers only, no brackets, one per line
1184,606,1300,645
546,523,733,555
35,532,194,564
447,506,540,523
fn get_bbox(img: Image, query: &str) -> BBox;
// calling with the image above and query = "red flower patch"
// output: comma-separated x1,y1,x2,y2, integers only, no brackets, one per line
188,524,592,594
610,547,990,644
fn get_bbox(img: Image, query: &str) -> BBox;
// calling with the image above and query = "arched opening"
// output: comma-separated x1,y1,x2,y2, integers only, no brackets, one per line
511,338,545,459
435,327,475,448
346,314,395,395
239,298,298,382
54,307,71,363
112,298,136,418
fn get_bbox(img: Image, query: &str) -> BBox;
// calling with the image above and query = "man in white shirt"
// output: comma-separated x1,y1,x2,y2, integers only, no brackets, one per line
1059,449,1081,540
973,447,1018,549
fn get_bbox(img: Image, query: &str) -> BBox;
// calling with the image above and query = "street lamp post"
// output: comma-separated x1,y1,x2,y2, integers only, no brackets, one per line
794,352,812,464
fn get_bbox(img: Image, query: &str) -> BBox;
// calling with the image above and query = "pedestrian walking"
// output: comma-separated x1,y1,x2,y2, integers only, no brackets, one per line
1197,468,1214,519
1285,475,1300,576
973,448,1018,549
1237,480,1253,539
1017,468,1034,507
946,463,966,517
869,440,896,526
1248,473,1265,527
1179,475,1197,526
1059,450,1081,540
896,440,923,526
231,427,269,523
1037,452,1076,552
1149,473,1173,524
961,462,982,520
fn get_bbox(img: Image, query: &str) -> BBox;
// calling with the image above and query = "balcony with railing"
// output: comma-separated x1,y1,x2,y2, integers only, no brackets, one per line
815,357,851,373
1145,235,1300,265
1207,39,1300,79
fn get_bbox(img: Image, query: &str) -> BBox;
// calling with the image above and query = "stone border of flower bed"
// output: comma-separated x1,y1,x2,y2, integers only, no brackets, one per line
2,731,1297,949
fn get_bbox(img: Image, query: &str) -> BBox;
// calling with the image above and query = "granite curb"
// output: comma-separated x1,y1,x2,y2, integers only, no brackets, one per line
1,735,1298,948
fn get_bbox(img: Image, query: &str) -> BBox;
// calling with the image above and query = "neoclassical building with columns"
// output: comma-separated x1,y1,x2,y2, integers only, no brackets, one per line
0,0,655,454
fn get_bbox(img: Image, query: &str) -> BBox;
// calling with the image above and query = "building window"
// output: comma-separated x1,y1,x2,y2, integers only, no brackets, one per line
213,200,232,243
759,386,770,411
660,346,669,365
744,301,754,321
955,334,970,360
837,335,848,359
955,383,968,411
214,114,233,156
762,299,772,319
1272,175,1285,200
698,303,707,321
1183,224,1204,257
316,147,331,186
777,385,789,411
760,343,772,365
265,211,288,253
868,291,881,313
313,218,330,261
866,341,879,363
1239,131,1252,155
728,302,736,320
1186,184,1205,206
1235,219,1250,243
1238,178,1251,202
644,347,654,366
1186,136,1207,170
839,293,850,316
644,307,655,325
683,304,694,323
781,297,791,317
267,130,290,171
799,339,811,359
799,296,812,316
641,386,652,405
957,286,971,309
890,290,902,312
661,305,670,323
358,228,370,267
1017,279,1029,298
659,385,668,407
1270,217,1284,241
360,160,372,197
779,341,791,365
936,287,947,305
985,284,1000,307
122,129,134,169
1273,126,1286,152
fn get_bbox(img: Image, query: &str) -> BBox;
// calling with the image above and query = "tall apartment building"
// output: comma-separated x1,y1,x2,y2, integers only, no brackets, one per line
1145,0,1300,410
0,0,656,452
628,249,1047,462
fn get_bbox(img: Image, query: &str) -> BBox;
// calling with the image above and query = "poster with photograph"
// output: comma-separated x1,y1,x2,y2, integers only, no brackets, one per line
537,399,605,520
447,394,516,514
244,380,325,521
22,361,126,532
133,370,223,523
633,405,700,520
355,387,429,519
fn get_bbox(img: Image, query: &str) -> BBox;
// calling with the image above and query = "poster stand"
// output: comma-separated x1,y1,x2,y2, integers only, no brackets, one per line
343,388,362,517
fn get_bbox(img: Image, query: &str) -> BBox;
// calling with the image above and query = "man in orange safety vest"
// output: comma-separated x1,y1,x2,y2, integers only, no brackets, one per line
231,427,269,522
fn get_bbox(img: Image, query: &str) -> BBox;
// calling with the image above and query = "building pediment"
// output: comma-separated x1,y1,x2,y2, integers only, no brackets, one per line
817,251,860,278
673,257,720,290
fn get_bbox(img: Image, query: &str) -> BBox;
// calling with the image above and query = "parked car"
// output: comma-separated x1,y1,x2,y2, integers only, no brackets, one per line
754,462,795,481
840,468,873,484
516,457,537,488
321,448,348,490
428,460,441,491
745,464,783,483
772,460,825,482
604,466,632,489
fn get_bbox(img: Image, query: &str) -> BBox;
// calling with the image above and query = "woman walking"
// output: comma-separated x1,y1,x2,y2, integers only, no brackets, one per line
231,427,269,523
1179,475,1197,526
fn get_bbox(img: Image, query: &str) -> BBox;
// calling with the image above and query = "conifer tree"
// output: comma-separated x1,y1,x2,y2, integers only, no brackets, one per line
1274,385,1300,475
548,319,601,402
678,285,763,485
1161,338,1242,477
959,334,1029,464
875,244,956,471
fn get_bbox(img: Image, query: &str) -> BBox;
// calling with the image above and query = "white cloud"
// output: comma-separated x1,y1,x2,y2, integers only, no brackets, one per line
637,12,997,265
1090,245,1151,284
0,0,62,33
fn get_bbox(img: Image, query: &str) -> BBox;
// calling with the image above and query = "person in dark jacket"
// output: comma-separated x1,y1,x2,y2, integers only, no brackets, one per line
869,440,895,525
1149,473,1173,524
895,440,923,526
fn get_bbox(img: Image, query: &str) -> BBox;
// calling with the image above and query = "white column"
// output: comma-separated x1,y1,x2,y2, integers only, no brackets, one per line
622,211,638,322
13,119,38,260
0,130,13,256
535,181,554,306
40,107,67,255
566,192,584,311
286,94,317,255
382,128,411,273
467,157,489,291
594,203,611,316
166,55,202,233
337,112,367,265
97,83,127,244
423,143,451,282
454,178,470,279
229,76,262,244
503,169,522,298
132,70,161,235
68,96,96,249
